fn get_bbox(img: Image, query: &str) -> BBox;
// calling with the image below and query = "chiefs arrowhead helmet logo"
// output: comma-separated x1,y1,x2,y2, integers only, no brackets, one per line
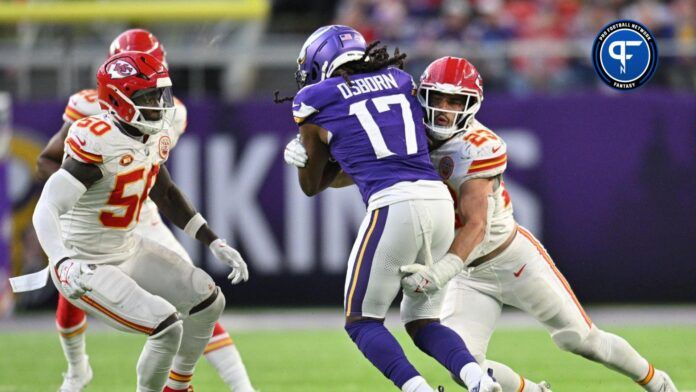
106,59,137,79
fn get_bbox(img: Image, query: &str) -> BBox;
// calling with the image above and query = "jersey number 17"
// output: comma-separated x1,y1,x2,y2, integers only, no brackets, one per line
349,93,418,159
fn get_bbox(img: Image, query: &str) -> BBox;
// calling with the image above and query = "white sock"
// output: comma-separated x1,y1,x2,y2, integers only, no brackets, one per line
401,375,434,392
137,321,183,392
485,360,542,392
205,343,255,392
57,319,88,374
459,362,485,389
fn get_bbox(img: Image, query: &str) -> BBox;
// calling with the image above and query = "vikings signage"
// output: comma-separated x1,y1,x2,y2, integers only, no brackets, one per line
7,93,696,304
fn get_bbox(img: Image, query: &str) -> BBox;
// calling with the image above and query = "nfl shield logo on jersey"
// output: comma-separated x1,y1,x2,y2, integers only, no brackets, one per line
159,135,171,159
439,156,454,180
119,154,133,166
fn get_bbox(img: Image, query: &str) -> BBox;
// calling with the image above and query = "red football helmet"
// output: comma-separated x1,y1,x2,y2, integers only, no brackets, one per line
109,29,168,68
97,51,175,135
418,56,483,140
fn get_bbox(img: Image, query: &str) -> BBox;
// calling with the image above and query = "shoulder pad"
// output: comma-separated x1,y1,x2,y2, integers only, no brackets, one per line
459,123,507,179
292,84,322,125
63,89,101,123
64,115,118,165
388,67,417,93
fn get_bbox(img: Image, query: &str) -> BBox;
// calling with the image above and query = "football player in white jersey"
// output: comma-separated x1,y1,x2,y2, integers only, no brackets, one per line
419,56,677,392
36,29,256,392
33,51,249,392
283,56,679,392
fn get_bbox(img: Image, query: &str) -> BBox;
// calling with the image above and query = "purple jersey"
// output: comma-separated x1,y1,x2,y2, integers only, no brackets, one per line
293,67,440,204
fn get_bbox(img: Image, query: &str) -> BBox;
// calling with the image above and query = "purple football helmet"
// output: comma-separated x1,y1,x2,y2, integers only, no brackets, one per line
295,25,367,88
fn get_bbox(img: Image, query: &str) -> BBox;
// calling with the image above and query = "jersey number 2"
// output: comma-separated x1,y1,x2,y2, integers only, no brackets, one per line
99,166,160,228
349,93,417,159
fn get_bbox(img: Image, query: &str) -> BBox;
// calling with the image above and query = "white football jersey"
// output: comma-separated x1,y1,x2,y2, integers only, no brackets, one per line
62,89,188,227
429,119,515,259
61,114,172,264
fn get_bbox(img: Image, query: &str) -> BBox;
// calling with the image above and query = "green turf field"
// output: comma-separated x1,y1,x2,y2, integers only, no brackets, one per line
0,326,694,391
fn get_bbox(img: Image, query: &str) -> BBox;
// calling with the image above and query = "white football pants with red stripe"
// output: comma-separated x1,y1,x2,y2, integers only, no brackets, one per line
50,235,223,392
441,226,656,391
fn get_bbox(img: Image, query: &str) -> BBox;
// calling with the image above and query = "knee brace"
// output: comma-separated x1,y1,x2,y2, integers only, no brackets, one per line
189,287,225,322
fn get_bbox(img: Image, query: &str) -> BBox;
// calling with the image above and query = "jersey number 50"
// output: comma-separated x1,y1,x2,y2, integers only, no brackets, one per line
349,93,418,159
99,166,160,228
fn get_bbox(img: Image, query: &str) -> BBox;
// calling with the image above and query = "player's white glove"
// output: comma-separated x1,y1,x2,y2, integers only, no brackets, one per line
56,259,94,299
471,369,502,392
284,135,308,168
400,253,464,296
209,238,249,285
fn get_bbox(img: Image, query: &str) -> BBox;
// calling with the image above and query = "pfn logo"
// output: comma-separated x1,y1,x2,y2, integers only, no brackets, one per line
592,20,658,90
608,40,642,74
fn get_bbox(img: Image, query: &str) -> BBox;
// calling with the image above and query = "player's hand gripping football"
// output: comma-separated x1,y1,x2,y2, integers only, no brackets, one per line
209,238,249,284
284,135,308,168
57,259,94,299
400,253,465,296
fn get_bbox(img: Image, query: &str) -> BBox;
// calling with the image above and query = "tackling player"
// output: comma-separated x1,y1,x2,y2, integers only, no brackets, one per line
283,25,500,392
420,56,678,392
33,51,248,392
36,29,256,392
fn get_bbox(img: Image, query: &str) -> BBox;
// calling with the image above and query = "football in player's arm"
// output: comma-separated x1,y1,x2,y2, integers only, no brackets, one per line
295,123,341,196
285,55,678,392
283,25,499,392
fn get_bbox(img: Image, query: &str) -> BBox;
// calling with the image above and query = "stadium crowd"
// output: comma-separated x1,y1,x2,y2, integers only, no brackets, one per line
335,0,696,92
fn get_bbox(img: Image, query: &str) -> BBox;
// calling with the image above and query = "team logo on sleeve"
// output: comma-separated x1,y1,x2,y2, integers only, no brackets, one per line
106,59,138,79
158,136,171,159
439,156,454,180
592,20,658,90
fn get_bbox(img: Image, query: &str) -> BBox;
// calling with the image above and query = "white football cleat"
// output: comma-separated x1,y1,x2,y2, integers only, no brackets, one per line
539,380,553,391
654,370,678,392
58,357,93,392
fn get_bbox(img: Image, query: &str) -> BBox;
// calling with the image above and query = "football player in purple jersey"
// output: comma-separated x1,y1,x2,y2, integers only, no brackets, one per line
280,25,501,392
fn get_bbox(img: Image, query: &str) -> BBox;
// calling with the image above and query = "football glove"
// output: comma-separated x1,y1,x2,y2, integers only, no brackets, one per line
400,253,464,296
209,238,249,284
284,135,308,168
57,259,94,299
471,369,502,392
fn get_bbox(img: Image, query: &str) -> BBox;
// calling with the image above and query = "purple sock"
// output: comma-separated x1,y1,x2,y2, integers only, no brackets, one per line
345,319,420,388
413,322,477,377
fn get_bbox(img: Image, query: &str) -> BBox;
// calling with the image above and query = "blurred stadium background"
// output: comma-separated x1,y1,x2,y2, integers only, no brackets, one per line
0,0,695,391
